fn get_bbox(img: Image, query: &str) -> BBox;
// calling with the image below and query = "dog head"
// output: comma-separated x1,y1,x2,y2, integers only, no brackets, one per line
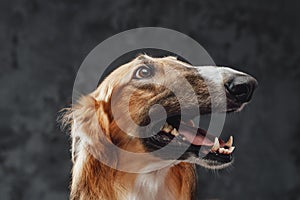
67,55,257,170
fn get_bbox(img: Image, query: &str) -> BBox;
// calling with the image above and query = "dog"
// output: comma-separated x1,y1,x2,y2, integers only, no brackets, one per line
61,55,257,200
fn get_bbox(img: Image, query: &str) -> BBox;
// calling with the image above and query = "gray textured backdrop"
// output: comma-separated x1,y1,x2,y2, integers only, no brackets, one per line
1,0,300,199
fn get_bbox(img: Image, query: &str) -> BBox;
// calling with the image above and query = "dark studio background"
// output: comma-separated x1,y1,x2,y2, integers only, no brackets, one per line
1,0,300,199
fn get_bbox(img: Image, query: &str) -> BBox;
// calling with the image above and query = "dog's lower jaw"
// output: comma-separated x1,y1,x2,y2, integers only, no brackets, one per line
70,149,197,200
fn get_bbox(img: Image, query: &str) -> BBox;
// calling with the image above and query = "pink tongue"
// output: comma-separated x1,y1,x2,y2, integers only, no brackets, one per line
178,124,214,146
179,130,214,146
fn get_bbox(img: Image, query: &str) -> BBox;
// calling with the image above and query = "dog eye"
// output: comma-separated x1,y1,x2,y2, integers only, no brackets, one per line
134,66,153,79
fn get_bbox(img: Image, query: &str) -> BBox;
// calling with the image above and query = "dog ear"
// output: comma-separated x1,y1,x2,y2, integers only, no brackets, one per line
61,95,112,163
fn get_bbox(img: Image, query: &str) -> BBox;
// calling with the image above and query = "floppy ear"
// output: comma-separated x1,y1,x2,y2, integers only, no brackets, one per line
60,95,112,163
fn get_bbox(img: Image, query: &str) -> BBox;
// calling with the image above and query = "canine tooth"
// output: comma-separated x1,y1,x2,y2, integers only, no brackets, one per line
228,146,235,153
225,136,233,147
171,128,179,136
211,137,220,152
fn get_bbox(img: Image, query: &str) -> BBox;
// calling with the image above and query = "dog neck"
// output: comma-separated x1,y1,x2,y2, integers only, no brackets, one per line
129,165,172,200
70,147,196,200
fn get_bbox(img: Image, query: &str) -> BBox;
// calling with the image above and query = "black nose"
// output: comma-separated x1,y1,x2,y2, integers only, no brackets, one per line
225,75,258,103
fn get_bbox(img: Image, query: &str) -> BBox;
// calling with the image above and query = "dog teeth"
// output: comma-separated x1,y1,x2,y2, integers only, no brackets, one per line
228,146,235,153
211,137,220,152
218,146,235,154
162,123,173,133
171,128,179,136
225,136,233,147
162,123,169,129
211,137,235,154
218,148,224,154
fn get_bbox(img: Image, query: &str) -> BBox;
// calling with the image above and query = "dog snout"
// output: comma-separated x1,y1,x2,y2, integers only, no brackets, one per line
224,75,258,103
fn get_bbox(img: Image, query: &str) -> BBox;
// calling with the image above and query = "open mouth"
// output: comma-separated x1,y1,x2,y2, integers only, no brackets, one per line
143,115,235,167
